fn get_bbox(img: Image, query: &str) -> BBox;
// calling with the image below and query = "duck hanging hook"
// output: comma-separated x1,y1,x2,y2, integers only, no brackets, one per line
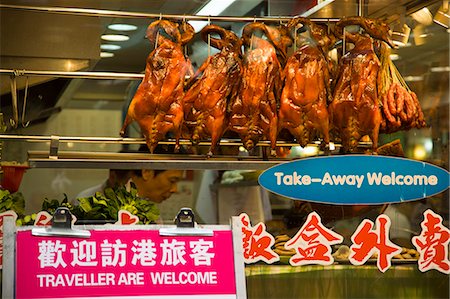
9,71,19,129
21,76,30,128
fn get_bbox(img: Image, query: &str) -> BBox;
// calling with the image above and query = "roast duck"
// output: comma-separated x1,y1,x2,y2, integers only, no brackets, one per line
328,17,395,152
183,25,242,156
120,20,194,153
229,22,290,155
124,17,426,155
278,17,333,148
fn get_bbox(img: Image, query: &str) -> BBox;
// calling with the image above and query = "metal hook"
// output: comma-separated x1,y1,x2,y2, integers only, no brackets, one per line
154,13,163,49
250,16,257,51
183,15,188,57
294,26,298,52
9,74,18,129
21,76,30,128
207,16,211,57
342,27,346,56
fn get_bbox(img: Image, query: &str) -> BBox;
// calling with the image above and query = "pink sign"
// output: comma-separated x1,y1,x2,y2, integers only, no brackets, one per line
16,229,237,299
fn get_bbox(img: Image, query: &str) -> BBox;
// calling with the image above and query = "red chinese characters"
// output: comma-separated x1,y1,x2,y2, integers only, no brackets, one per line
349,214,401,272
239,213,279,264
412,209,450,274
285,212,343,266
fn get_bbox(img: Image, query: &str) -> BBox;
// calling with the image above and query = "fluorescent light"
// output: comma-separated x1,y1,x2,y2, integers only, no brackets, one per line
100,52,114,58
404,75,424,82
424,139,433,152
189,0,237,32
190,21,209,33
101,34,129,41
430,66,450,72
389,54,400,61
100,44,121,51
196,0,236,16
108,24,137,31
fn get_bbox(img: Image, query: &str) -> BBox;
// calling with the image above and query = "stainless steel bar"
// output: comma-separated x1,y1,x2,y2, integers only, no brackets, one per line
28,158,284,170
0,69,144,80
0,4,340,23
1,134,374,149
1,134,334,147
27,150,274,161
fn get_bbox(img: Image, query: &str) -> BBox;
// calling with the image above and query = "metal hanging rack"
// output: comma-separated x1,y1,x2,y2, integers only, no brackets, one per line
0,4,340,23
0,133,368,170
0,3,370,171
0,69,144,80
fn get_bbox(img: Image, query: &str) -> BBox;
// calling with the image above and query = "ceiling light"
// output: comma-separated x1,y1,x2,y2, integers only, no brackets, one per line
100,52,114,58
404,75,424,82
189,0,237,32
391,23,411,47
431,66,450,72
100,44,121,51
411,7,433,25
413,24,426,46
190,21,209,33
101,34,129,42
389,53,400,61
413,144,427,160
434,1,450,28
108,24,138,31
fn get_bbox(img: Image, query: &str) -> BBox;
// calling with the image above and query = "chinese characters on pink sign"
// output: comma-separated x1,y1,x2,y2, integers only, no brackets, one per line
240,209,450,274
16,230,237,299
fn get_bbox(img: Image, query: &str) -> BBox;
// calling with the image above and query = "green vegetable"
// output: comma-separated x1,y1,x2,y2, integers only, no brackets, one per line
71,184,160,224
0,189,25,216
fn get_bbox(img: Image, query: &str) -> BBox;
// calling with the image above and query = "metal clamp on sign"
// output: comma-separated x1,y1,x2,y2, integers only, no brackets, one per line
32,207,91,238
159,208,213,236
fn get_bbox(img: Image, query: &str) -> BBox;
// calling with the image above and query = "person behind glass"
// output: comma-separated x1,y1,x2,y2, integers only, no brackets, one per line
127,168,183,204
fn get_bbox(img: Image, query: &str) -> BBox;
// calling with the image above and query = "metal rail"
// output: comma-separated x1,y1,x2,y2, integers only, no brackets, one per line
0,69,144,80
0,134,333,147
27,157,284,170
0,4,340,23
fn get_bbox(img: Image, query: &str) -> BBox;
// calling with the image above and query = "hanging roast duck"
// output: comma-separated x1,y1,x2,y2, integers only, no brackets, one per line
328,17,394,152
120,20,194,153
278,17,333,148
183,25,242,156
229,22,289,155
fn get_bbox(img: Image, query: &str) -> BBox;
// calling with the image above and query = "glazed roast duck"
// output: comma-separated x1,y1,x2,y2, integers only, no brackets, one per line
328,16,395,153
183,25,242,156
121,17,426,155
228,22,289,156
278,17,333,149
120,20,194,153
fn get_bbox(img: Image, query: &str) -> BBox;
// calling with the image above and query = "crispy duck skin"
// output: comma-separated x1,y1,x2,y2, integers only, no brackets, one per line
183,25,242,156
329,17,394,152
229,22,283,155
278,18,331,147
120,20,194,153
